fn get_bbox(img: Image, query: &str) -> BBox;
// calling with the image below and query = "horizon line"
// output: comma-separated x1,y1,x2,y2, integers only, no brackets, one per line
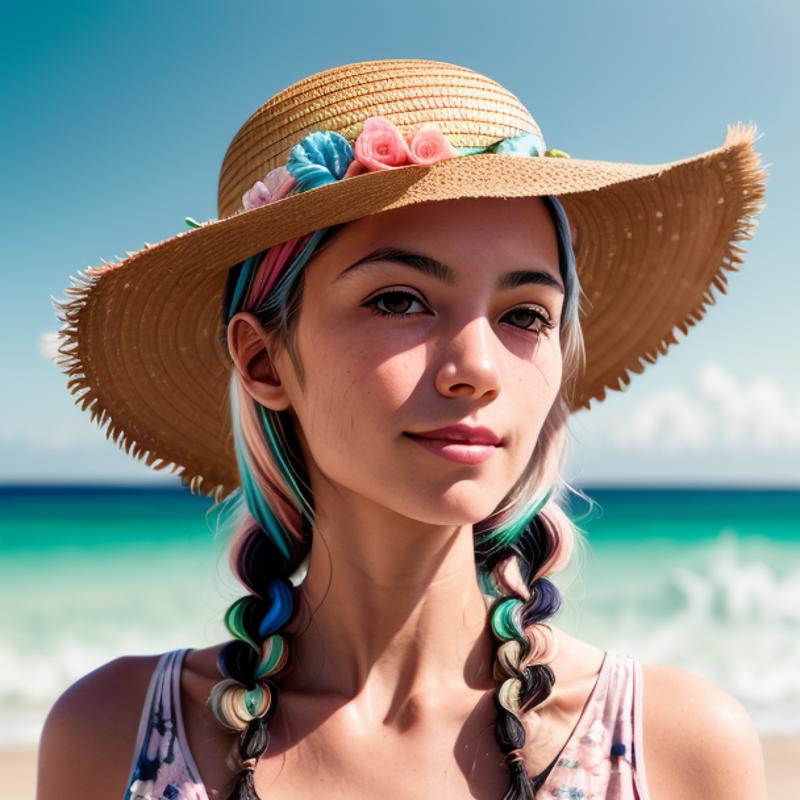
1,481,798,492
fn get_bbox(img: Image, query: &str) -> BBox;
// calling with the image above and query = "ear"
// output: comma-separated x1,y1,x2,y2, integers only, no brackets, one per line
227,312,292,411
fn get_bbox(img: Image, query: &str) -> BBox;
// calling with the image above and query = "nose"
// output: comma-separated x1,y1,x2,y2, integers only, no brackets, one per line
434,315,502,400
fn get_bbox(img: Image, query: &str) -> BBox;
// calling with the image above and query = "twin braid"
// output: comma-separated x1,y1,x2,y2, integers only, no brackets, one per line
211,226,325,800
207,518,305,800
477,512,564,800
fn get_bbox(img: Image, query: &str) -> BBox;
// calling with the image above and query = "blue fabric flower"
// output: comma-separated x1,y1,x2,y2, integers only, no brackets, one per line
454,131,547,159
491,132,546,157
286,130,355,192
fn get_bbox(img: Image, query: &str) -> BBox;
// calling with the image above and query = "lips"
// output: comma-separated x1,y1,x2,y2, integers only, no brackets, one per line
404,424,502,446
404,426,501,465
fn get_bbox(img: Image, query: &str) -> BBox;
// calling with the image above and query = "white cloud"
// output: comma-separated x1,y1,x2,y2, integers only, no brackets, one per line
609,387,712,451
698,363,800,450
609,362,800,453
0,421,97,452
38,331,61,362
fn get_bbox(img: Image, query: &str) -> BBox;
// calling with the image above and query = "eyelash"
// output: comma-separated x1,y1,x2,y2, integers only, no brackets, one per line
363,289,557,336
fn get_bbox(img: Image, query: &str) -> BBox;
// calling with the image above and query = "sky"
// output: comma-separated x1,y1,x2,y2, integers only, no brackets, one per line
2,0,798,486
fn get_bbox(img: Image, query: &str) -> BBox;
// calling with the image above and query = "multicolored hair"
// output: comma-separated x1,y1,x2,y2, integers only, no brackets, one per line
206,195,592,800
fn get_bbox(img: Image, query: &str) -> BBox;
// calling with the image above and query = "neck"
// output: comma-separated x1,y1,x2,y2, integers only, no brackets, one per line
283,493,496,705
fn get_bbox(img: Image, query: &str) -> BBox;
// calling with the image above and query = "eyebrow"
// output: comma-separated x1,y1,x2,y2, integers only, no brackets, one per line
333,247,565,294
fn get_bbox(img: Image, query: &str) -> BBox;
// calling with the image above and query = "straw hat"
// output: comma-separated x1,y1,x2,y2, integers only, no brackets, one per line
53,58,767,501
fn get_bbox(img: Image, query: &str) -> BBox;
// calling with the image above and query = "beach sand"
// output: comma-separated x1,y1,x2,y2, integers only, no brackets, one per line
4,736,798,798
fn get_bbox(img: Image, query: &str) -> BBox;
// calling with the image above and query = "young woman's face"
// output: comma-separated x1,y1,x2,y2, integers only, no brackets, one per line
274,196,564,526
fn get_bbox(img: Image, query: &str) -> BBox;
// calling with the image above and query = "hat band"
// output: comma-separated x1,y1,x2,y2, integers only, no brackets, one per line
235,115,569,215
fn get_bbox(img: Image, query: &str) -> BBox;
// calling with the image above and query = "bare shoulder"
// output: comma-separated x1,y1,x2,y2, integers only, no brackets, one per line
36,653,161,800
641,663,767,799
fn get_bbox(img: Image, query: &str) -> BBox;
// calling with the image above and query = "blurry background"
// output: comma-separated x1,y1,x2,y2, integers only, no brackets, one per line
2,1,798,797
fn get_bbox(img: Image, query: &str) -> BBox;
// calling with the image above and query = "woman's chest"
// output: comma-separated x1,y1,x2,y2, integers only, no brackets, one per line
253,732,511,800
183,691,562,800
178,655,607,800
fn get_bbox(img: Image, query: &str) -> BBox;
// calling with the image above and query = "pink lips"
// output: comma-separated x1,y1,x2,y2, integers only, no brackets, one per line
404,424,502,465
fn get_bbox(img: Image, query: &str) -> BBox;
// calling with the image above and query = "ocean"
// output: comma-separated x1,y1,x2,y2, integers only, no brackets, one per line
2,485,799,747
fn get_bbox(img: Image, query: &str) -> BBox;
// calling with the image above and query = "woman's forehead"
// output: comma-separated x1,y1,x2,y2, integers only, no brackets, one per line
310,196,560,283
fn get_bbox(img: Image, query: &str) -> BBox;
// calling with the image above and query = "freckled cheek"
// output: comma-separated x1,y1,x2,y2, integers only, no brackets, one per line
511,340,561,384
505,350,562,449
533,340,563,392
303,343,425,457
331,329,426,402
369,352,427,408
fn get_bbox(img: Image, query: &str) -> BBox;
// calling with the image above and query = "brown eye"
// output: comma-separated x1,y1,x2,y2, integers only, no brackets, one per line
365,290,427,318
504,307,555,333
379,292,413,314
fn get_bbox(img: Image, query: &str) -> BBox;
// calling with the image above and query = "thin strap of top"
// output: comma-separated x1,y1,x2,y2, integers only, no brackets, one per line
535,651,651,799
124,649,207,800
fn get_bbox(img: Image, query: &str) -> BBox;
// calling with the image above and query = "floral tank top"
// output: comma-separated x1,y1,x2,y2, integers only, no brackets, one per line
123,648,651,800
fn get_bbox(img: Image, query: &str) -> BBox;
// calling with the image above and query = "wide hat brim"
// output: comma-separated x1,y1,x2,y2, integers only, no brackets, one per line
53,111,766,502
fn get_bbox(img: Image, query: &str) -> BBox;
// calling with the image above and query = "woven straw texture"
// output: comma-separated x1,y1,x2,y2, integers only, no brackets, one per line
53,59,767,500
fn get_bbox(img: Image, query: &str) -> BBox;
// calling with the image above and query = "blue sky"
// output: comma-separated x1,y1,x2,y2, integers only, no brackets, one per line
2,1,798,485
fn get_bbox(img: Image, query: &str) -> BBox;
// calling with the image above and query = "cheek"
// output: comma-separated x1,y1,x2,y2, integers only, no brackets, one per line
506,340,563,453
511,336,562,401
543,341,563,398
292,330,427,469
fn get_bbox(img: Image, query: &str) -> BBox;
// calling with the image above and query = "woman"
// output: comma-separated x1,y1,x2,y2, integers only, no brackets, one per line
38,60,768,799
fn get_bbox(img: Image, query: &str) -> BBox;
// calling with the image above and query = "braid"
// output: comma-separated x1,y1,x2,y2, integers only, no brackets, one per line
208,392,314,799
207,514,302,799
477,510,567,800
206,225,334,798
468,193,585,798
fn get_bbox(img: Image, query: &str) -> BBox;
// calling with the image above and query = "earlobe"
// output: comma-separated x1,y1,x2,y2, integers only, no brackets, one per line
226,312,292,411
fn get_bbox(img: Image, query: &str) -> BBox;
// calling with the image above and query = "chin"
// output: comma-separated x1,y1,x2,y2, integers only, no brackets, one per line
407,486,508,527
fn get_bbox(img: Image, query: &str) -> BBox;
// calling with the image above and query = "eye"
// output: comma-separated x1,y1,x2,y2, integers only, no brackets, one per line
363,289,428,318
363,290,557,337
503,306,557,335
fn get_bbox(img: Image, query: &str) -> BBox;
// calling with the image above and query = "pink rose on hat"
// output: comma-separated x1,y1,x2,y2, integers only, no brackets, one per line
242,165,297,210
350,116,459,174
405,123,458,165
243,116,466,202
353,116,412,171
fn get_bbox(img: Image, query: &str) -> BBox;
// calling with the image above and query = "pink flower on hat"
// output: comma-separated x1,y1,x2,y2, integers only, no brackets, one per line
406,123,458,166
242,165,296,210
353,116,412,171
240,115,510,211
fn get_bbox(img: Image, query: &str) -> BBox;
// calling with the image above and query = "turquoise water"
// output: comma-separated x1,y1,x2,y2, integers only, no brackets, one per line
2,485,799,745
